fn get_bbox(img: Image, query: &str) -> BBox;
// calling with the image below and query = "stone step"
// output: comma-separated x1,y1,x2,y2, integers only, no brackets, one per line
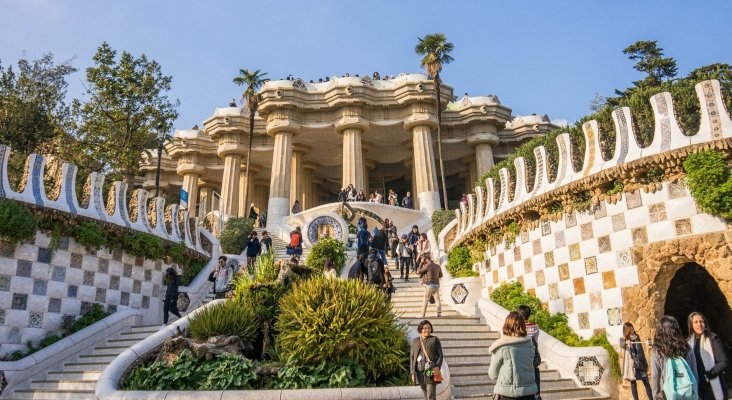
12,389,95,399
453,386,597,400
105,338,144,346
393,311,460,318
45,371,102,381
116,331,155,340
442,346,492,356
75,354,118,363
452,377,577,395
128,325,164,333
29,379,96,391
450,369,561,383
401,316,482,325
85,345,128,356
444,354,491,364
59,362,109,372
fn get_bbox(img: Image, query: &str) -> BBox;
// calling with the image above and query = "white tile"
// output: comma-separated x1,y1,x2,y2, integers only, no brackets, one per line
611,231,633,250
596,253,616,272
535,285,549,302
35,232,51,248
81,254,97,270
64,268,83,286
5,310,29,327
21,328,46,345
569,260,585,278
60,298,80,314
548,299,564,314
27,295,48,313
615,266,639,288
624,207,650,229
585,274,603,293
594,219,613,236
15,244,38,261
42,313,63,330
564,225,582,244
544,265,559,284
94,273,110,289
132,265,145,280
0,257,17,275
665,197,698,220
30,262,51,280
52,249,71,267
573,294,591,313
78,285,96,302
691,214,726,234
0,291,12,309
558,280,574,298
523,272,536,289
603,288,623,308
553,247,570,265
647,221,675,244
9,276,33,293
589,309,609,332
109,260,123,276
46,281,66,298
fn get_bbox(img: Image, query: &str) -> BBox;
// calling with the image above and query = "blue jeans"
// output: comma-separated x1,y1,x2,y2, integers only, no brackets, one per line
377,249,387,265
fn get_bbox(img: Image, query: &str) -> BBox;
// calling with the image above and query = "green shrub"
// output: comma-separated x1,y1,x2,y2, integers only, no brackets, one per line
275,359,366,389
219,217,253,254
467,237,486,263
167,242,189,266
491,282,621,380
73,221,108,250
683,150,732,219
188,299,258,344
121,232,164,259
431,209,456,236
605,180,624,196
39,334,63,348
305,237,346,275
276,277,408,380
181,258,207,286
121,349,256,390
0,198,37,244
69,303,110,334
446,246,478,278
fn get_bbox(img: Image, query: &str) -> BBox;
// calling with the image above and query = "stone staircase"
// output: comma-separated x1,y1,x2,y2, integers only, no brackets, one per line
253,227,310,261
11,325,161,399
388,262,609,400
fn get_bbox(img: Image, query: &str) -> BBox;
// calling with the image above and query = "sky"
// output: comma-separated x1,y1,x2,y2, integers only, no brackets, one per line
1,1,731,130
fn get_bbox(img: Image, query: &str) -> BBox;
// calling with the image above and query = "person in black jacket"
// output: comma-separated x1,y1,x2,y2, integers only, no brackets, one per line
687,312,729,400
620,322,652,400
245,231,261,270
370,226,388,266
163,267,181,325
410,319,444,400
260,231,272,254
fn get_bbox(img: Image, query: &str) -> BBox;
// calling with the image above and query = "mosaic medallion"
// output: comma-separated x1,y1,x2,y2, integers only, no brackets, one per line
307,215,344,244
574,356,604,386
451,283,469,304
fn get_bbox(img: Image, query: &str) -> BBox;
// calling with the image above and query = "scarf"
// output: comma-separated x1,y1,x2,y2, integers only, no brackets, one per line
688,335,723,400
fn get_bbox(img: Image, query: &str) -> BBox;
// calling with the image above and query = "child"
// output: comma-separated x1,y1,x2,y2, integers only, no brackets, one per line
383,265,394,299
517,304,542,400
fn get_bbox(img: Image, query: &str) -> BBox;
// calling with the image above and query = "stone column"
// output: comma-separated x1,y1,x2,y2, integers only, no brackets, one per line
303,162,318,210
364,160,376,196
337,107,368,192
219,151,242,217
407,123,440,212
238,164,261,217
468,130,499,178
289,145,309,212
180,172,201,212
267,128,296,225
254,179,269,215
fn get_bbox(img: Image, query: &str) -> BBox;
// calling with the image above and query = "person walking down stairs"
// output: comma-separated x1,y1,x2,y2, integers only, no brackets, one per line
417,253,442,318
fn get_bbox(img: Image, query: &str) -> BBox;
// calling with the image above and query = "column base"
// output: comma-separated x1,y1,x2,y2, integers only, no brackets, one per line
418,191,441,214
267,197,291,226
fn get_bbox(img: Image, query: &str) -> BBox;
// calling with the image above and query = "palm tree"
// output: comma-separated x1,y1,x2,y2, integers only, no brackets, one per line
233,69,269,211
415,33,454,210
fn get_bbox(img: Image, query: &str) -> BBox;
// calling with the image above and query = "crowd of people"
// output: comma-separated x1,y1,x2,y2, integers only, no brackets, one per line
283,71,400,84
338,184,413,209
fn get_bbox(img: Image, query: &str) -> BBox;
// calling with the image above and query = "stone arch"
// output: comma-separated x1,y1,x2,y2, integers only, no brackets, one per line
621,229,732,342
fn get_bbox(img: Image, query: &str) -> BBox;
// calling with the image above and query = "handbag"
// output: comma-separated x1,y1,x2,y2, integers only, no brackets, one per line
419,338,443,383
176,292,190,312
208,271,216,282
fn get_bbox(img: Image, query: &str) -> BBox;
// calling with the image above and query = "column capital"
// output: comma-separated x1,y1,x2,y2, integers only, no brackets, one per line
176,164,206,177
404,116,438,131
292,143,312,154
335,117,369,134
240,163,263,174
303,161,319,171
265,107,301,136
467,132,499,146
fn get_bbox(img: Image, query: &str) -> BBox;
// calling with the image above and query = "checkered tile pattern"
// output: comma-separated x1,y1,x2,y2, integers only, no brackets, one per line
0,232,166,357
479,182,726,340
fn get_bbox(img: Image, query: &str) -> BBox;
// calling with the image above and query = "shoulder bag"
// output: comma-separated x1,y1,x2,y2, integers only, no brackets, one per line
419,338,443,383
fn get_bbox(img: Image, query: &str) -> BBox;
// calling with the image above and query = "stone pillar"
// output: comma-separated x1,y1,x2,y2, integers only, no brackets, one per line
219,152,242,217
339,127,366,191
289,145,309,212
468,130,499,178
267,128,296,225
407,123,441,212
238,164,261,217
180,171,201,212
303,162,318,210
254,179,269,215
364,160,376,196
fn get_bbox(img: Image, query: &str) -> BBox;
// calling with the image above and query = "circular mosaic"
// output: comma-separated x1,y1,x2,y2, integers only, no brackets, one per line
307,215,344,244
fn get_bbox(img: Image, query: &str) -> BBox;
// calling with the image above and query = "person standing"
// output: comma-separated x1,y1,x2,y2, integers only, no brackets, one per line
389,231,400,272
517,305,543,400
651,315,697,399
417,253,442,318
260,231,272,254
402,191,413,209
356,226,372,258
291,199,301,214
370,226,388,266
245,231,261,270
213,255,233,299
248,203,258,224
287,226,303,259
620,322,652,400
388,189,398,206
323,259,337,280
416,233,431,267
410,320,444,400
356,190,367,201
488,312,539,400
397,234,413,281
408,225,421,272
687,312,728,400
163,267,182,325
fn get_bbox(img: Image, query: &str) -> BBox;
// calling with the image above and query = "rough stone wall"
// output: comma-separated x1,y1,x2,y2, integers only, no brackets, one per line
623,229,732,341
0,232,168,358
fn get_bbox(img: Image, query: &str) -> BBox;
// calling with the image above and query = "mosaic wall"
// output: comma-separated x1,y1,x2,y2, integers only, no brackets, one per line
480,182,726,340
0,232,168,357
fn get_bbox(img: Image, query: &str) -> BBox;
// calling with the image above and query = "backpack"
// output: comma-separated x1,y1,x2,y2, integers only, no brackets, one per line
289,232,302,248
662,356,698,400
366,253,383,284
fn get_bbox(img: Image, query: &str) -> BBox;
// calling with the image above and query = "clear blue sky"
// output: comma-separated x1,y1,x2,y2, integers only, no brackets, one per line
2,1,730,130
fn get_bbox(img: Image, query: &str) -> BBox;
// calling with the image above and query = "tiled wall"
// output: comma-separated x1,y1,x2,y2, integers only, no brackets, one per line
0,232,166,357
480,181,727,341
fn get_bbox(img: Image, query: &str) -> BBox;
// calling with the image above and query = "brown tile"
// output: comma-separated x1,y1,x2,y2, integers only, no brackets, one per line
593,201,607,219
602,271,617,289
513,246,521,261
492,269,499,283
565,212,577,227
581,222,594,240
532,239,542,256
527,288,537,297
548,283,559,300
544,251,555,267
590,292,603,309
573,277,586,295
585,256,598,274
498,253,505,267
564,297,574,314
612,213,626,231
558,263,570,280
668,182,687,199
507,264,514,279
598,236,611,253
632,227,648,246
674,218,692,235
520,231,529,243
569,243,581,261
578,312,590,329
649,203,667,223
517,275,524,287
626,190,643,209
536,269,545,286
554,231,565,248
524,259,532,274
